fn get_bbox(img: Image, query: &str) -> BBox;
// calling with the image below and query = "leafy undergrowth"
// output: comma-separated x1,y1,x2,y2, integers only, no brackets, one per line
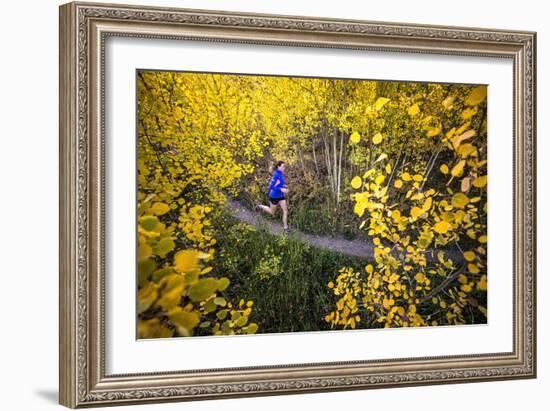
214,216,370,333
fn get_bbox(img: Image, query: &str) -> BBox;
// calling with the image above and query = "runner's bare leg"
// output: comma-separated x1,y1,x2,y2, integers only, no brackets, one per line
279,200,288,229
258,203,276,215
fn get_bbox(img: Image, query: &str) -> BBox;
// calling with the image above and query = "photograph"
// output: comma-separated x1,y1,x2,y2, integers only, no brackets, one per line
136,70,488,338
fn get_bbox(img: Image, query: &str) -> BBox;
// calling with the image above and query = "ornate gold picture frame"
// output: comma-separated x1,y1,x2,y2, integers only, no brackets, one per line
59,1,536,408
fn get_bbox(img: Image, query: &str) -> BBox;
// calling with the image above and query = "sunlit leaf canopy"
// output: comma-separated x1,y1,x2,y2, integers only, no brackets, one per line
137,70,487,337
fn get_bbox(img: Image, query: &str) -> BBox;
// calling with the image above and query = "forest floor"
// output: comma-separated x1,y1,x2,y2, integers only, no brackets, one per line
226,199,463,263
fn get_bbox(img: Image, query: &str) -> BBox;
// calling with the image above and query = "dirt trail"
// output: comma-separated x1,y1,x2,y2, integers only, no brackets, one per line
226,199,463,263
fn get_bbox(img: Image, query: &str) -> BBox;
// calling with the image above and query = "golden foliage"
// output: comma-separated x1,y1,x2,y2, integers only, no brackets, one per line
136,71,265,338
326,83,487,329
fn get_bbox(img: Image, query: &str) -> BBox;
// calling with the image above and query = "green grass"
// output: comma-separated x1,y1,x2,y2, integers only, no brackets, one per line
290,193,360,239
212,214,370,334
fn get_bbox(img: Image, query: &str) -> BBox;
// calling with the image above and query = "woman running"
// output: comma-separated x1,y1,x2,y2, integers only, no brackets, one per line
256,161,290,233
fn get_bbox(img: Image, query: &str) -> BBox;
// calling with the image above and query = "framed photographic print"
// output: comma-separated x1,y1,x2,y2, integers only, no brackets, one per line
59,1,537,408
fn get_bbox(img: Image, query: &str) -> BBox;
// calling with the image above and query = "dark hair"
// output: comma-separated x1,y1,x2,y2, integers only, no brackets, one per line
275,161,285,170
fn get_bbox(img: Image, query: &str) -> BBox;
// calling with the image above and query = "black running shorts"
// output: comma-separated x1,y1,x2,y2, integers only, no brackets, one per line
269,196,285,205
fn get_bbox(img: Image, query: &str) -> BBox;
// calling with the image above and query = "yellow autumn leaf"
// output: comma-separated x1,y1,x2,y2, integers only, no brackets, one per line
460,284,473,292
200,266,213,274
441,211,454,222
385,163,392,174
157,274,185,310
450,160,466,177
433,220,451,234
151,202,170,216
422,197,432,211
456,121,472,135
437,250,446,265
396,306,405,316
375,174,385,185
442,96,455,109
412,174,423,182
188,278,218,302
408,103,420,116
402,172,411,181
138,244,152,262
478,235,488,244
468,264,480,274
138,318,172,339
372,133,383,144
351,176,362,189
454,210,466,224
363,168,376,178
451,193,469,208
457,143,476,158
154,237,175,258
394,179,403,189
354,200,367,217
473,175,487,188
463,251,476,262
465,85,487,106
426,126,441,137
440,164,449,174
374,97,390,111
168,308,200,335
415,273,426,282
137,282,158,314
350,131,361,144
382,298,395,310
461,107,478,120
174,249,200,274
477,275,487,291
140,215,160,232
410,207,423,219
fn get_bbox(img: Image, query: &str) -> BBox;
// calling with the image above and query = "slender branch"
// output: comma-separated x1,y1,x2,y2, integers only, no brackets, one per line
138,71,151,91
140,124,173,183
420,145,443,191
420,262,467,304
